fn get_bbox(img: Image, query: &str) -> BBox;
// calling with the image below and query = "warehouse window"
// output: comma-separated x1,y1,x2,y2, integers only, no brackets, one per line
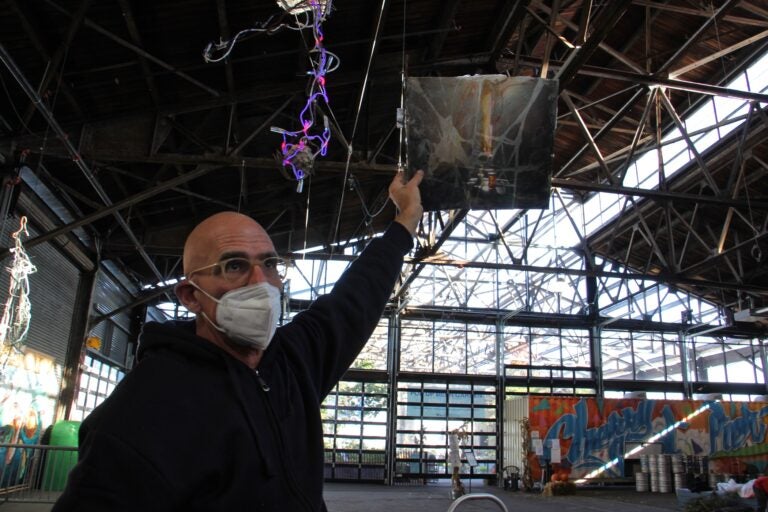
322,380,388,481
394,381,496,483
400,320,497,375
70,353,125,421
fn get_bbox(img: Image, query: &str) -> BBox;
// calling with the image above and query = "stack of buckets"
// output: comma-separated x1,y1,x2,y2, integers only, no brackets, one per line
636,454,708,493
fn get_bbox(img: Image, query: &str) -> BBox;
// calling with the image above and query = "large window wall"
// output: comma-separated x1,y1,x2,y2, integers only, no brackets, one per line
394,380,497,482
312,302,764,484
399,320,496,375
321,379,388,482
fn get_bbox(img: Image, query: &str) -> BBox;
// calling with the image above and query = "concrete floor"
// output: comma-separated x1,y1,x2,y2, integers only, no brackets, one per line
0,482,681,511
324,482,680,512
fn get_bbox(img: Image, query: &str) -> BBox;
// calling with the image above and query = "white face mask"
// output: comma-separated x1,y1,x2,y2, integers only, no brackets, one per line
191,281,282,351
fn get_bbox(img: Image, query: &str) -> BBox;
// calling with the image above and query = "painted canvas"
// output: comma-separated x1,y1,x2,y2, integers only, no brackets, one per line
405,75,557,211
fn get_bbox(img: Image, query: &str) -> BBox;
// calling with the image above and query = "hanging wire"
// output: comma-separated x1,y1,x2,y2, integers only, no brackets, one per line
202,5,324,63
0,217,37,367
300,175,314,260
329,0,390,247
237,159,246,213
397,0,409,175
346,0,409,225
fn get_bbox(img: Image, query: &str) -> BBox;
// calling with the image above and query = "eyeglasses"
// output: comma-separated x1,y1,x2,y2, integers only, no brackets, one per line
188,256,288,282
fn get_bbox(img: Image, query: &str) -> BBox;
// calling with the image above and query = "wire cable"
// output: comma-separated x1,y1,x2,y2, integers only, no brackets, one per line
330,0,391,247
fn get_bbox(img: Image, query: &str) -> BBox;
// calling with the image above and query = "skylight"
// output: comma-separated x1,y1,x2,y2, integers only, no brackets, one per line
562,50,768,249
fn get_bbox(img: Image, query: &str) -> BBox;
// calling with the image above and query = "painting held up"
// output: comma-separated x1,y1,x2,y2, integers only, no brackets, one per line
405,76,558,211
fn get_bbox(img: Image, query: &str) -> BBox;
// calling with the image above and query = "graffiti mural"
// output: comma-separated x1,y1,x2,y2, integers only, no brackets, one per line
0,348,61,487
525,397,768,480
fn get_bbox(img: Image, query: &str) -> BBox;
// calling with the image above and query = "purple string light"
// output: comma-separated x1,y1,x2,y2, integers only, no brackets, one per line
275,0,333,184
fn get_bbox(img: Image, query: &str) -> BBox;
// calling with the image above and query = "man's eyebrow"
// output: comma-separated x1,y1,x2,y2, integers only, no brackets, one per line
218,250,278,261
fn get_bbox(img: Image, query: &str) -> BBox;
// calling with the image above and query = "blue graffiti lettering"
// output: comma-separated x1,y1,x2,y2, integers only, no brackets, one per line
544,399,672,475
709,402,768,452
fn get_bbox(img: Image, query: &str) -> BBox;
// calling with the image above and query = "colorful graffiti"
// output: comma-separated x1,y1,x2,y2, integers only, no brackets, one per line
0,348,60,487
527,397,768,480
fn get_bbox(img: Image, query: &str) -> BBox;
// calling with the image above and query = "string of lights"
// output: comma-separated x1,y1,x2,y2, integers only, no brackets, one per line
203,0,336,193
271,0,335,191
0,216,36,362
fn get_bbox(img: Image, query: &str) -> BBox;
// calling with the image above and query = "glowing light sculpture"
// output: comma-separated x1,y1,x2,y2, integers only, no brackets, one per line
0,216,37,361
203,0,336,193
271,0,334,192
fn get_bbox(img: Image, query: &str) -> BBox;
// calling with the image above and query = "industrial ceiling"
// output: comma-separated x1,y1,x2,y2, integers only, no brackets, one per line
0,0,767,329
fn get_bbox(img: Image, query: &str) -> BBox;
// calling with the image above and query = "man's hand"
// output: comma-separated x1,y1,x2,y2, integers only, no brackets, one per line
390,170,424,235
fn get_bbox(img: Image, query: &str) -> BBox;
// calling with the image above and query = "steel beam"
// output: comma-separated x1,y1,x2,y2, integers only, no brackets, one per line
422,0,461,61
116,0,161,107
656,0,742,74
19,0,91,124
561,92,615,184
295,246,768,296
102,165,235,209
670,29,768,79
535,1,644,74
554,0,634,90
485,1,531,65
56,268,97,421
498,55,768,103
90,283,175,327
393,209,468,301
215,0,237,98
681,228,768,278
0,164,219,260
557,88,646,178
0,43,171,285
657,91,721,196
43,0,220,97
551,181,768,212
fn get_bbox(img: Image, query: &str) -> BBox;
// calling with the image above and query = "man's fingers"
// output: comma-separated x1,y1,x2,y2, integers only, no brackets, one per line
393,169,424,188
409,169,425,187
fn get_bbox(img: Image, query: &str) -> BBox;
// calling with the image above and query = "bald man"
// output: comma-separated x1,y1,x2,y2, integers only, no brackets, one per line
53,171,424,512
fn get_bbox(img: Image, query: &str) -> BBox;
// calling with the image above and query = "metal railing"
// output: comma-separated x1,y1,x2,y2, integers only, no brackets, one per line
0,443,77,503
446,493,509,512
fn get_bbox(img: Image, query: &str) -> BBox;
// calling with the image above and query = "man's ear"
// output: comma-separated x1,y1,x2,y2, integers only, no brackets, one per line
175,280,201,313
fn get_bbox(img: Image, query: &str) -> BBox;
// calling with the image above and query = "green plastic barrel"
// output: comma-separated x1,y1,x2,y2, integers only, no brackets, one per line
41,421,80,491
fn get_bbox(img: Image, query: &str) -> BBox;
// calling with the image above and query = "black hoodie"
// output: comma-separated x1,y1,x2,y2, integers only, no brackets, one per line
52,223,412,512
